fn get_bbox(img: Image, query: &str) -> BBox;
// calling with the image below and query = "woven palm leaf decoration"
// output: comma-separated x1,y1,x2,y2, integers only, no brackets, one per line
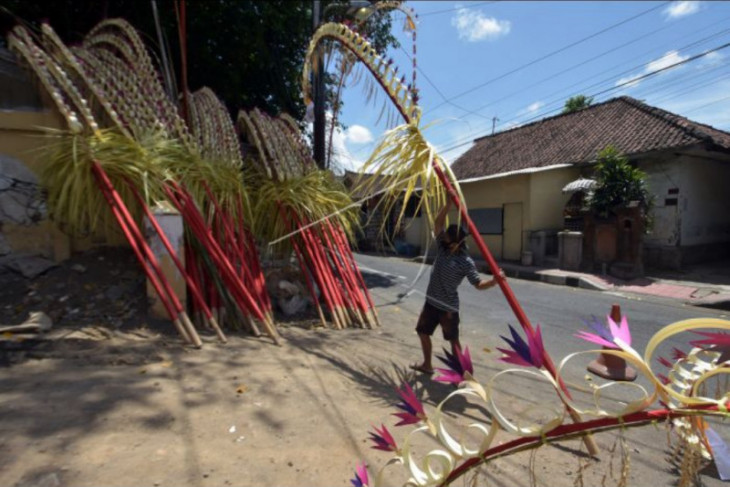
303,22,464,243
350,317,730,487
238,108,378,329
7,19,276,345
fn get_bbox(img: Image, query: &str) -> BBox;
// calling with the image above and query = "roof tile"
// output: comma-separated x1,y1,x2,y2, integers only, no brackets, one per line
452,96,730,180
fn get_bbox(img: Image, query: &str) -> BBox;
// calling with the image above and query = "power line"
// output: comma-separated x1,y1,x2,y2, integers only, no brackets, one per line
645,63,730,104
466,16,730,117
418,1,496,18
682,94,730,115
420,14,730,154
436,42,730,156
427,2,669,113
542,27,730,108
482,33,730,137
397,44,492,120
526,41,730,123
434,16,730,129
349,5,725,163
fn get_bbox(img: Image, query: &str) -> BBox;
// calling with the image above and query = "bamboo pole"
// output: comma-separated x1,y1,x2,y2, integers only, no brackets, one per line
278,205,328,328
320,223,369,327
165,183,280,343
295,214,344,329
92,166,193,345
126,182,227,343
302,220,350,328
329,221,380,327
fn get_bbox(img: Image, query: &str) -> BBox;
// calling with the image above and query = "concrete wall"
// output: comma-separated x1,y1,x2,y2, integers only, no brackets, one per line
678,156,730,246
643,157,682,247
642,152,730,267
0,108,71,261
412,151,730,269
452,167,579,261
403,215,428,253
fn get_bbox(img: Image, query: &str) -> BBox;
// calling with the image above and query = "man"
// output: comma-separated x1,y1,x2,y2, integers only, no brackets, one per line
411,199,504,375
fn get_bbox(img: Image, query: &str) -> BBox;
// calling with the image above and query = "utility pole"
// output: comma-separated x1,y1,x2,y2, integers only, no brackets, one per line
313,0,326,169
492,116,499,135
312,1,372,170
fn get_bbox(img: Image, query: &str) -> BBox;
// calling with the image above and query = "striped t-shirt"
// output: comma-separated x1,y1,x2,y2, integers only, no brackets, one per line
425,231,481,312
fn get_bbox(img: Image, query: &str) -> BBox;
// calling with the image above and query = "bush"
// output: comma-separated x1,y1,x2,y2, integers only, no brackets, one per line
587,146,653,228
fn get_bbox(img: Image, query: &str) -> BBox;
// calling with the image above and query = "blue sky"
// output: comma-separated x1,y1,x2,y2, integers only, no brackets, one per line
328,0,730,173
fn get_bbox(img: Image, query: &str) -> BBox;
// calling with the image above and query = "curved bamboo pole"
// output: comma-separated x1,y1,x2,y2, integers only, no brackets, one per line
304,23,598,455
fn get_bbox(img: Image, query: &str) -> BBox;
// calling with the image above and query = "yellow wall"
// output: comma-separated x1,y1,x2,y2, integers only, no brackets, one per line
528,168,581,230
455,174,531,261
430,167,581,261
0,110,65,172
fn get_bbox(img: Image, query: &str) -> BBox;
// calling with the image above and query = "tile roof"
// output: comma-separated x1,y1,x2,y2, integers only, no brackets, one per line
451,96,730,180
342,170,397,199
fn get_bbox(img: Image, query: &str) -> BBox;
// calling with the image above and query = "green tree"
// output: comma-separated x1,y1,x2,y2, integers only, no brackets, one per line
562,95,593,113
587,146,653,226
0,0,399,121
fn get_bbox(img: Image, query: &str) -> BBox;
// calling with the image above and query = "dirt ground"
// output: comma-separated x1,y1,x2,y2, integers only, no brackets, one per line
0,248,726,487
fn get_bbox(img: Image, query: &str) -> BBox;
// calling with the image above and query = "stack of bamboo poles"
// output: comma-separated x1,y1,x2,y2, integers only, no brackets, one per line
239,109,379,329
7,19,278,345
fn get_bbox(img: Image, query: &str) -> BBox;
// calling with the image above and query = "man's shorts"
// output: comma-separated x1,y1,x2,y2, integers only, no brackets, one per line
415,301,460,341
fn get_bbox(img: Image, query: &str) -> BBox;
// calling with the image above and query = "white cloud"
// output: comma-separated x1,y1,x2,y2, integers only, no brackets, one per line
451,8,511,42
330,125,366,174
700,51,724,67
615,74,641,88
664,1,701,19
305,113,367,175
527,101,544,112
615,50,689,89
345,125,373,144
646,50,688,71
515,101,544,117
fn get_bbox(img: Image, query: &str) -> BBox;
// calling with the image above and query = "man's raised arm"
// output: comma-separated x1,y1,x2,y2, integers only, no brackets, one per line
434,199,452,236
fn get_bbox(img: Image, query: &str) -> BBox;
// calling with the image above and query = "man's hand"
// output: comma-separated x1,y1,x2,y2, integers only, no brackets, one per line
476,269,505,290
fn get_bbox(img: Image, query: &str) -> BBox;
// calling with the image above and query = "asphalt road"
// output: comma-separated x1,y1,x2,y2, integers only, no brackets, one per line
357,253,726,344
354,252,728,385
352,253,728,486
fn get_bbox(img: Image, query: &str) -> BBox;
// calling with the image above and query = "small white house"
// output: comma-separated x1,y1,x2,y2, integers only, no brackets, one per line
447,96,730,270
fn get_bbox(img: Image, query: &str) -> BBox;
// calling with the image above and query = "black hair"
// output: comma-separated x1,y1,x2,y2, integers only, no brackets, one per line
445,224,468,251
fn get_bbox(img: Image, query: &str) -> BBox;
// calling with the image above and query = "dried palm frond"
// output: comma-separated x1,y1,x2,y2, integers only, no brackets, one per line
356,120,464,237
82,18,194,148
303,23,421,125
252,168,358,248
167,154,251,224
8,26,89,134
40,129,170,237
238,108,358,241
